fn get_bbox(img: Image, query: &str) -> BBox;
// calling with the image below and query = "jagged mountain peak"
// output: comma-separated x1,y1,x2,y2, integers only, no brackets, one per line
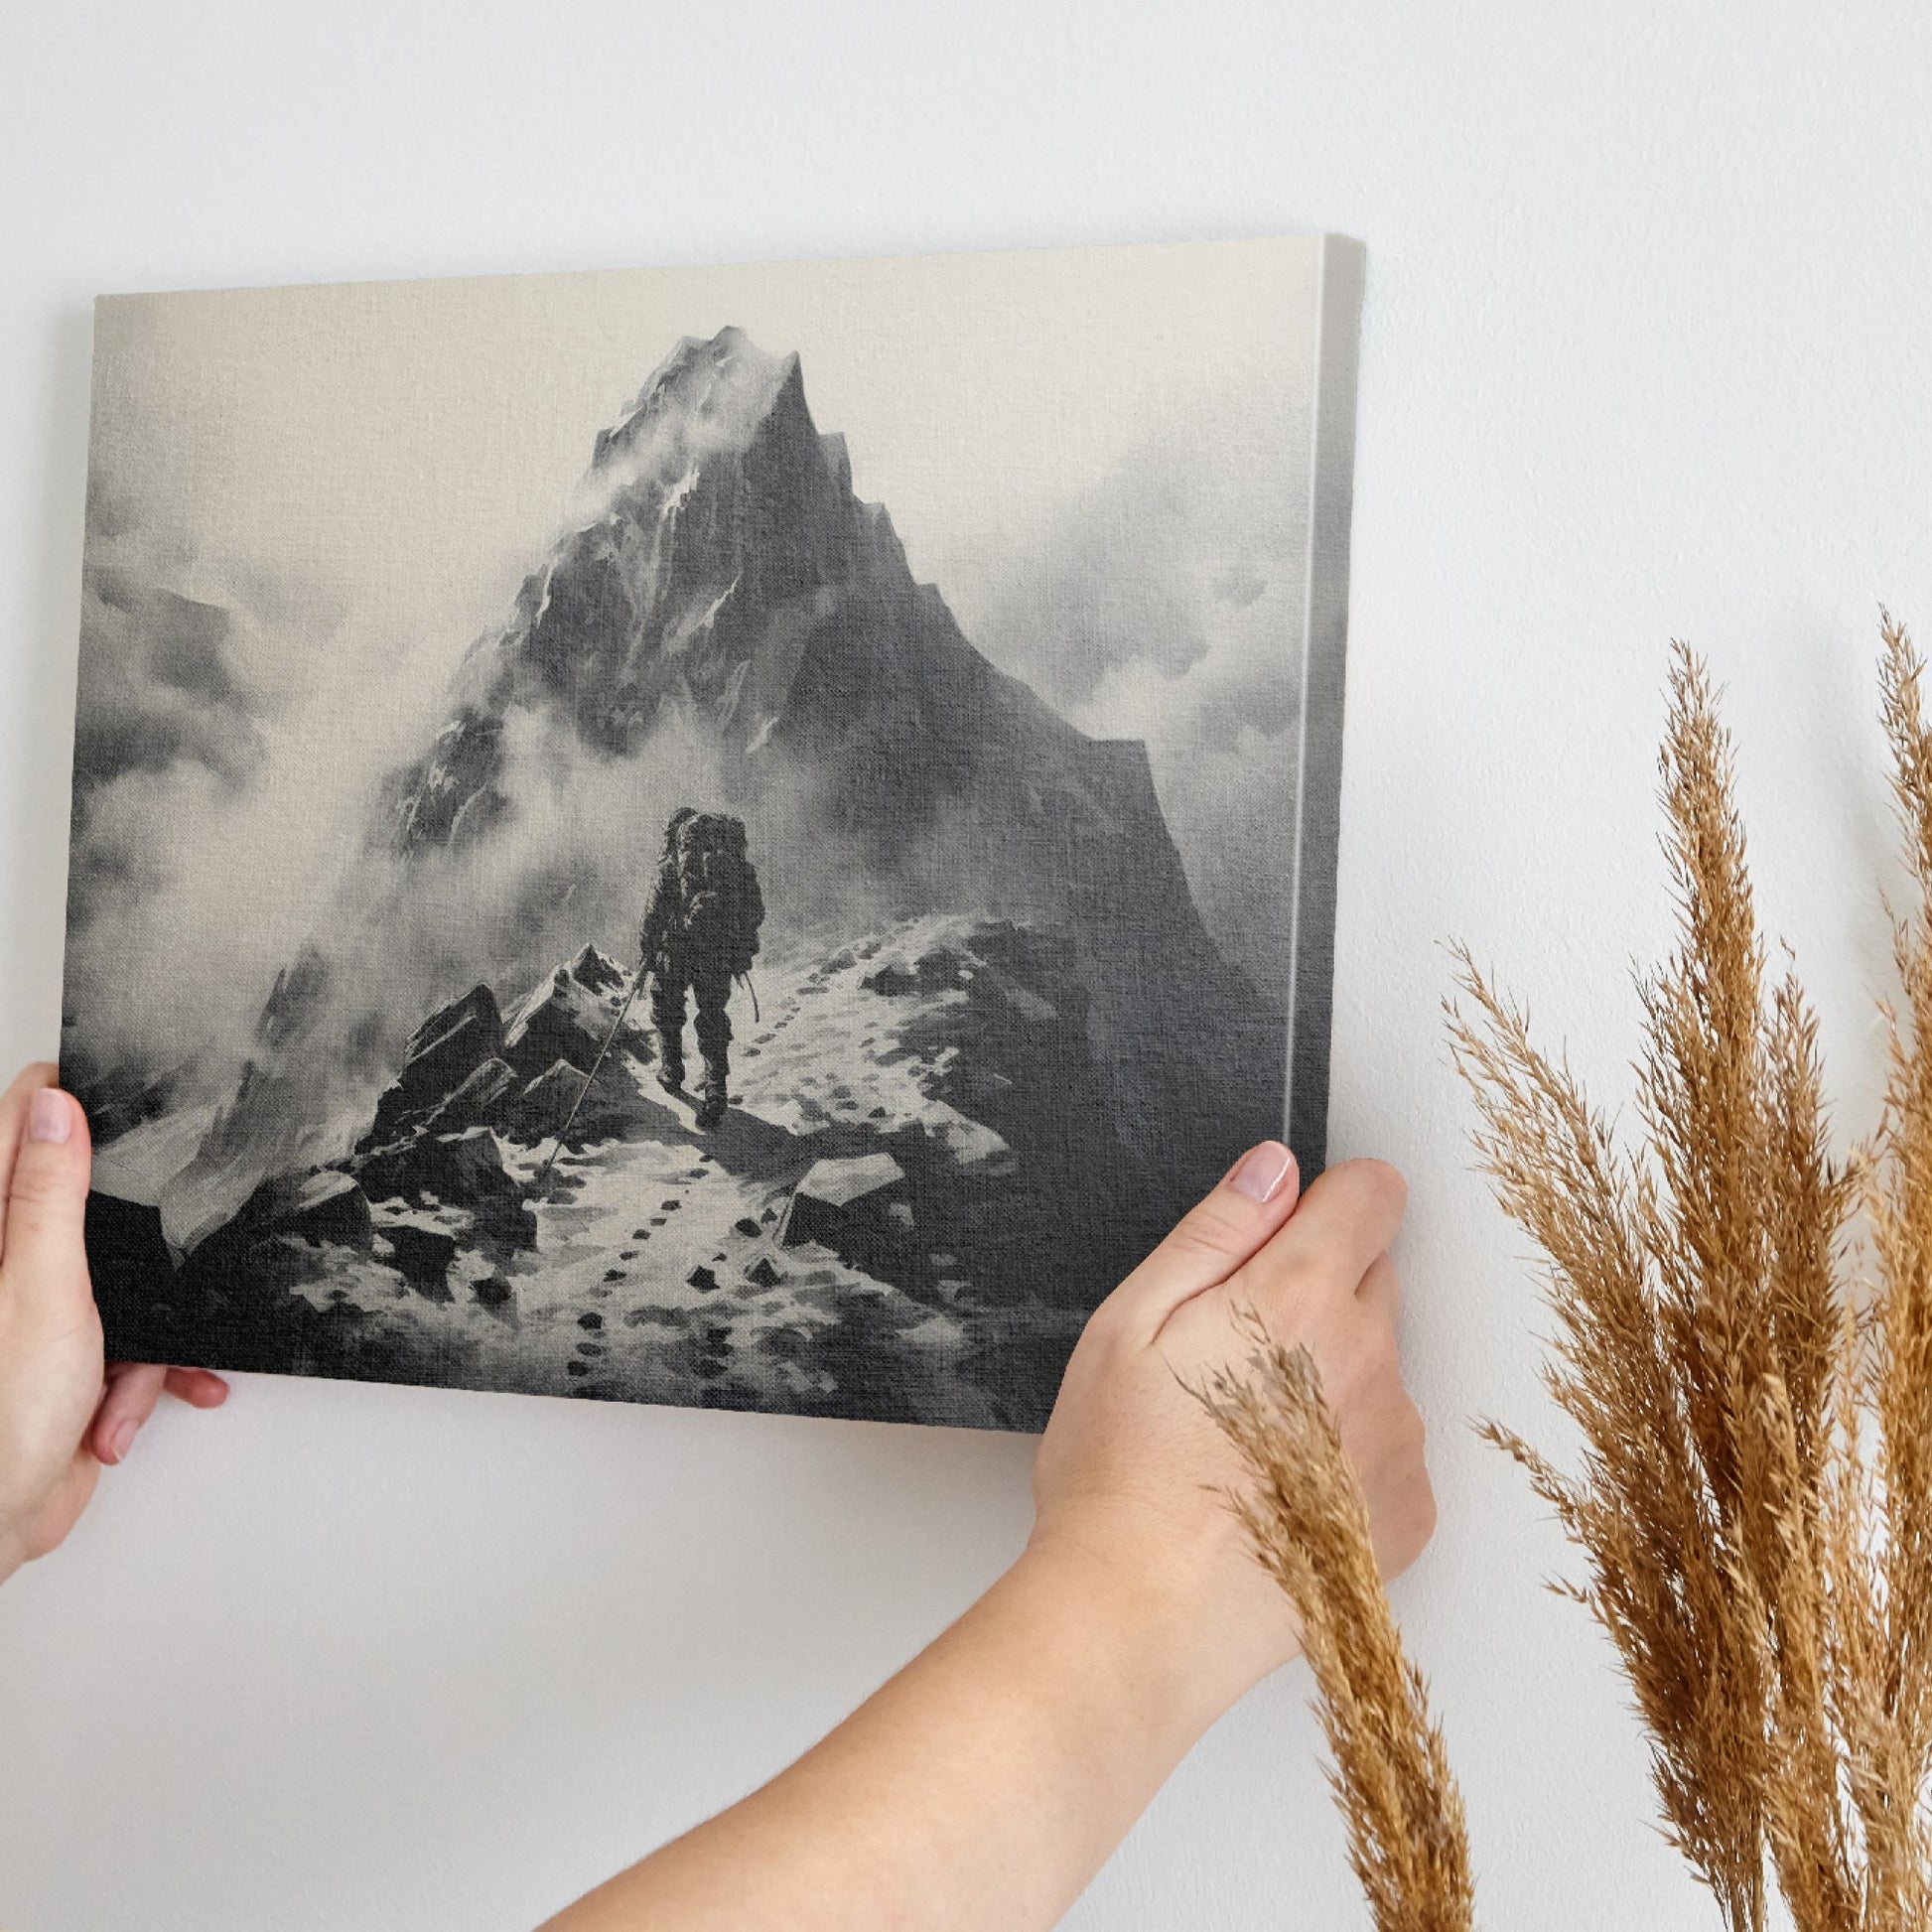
378,327,1181,872
592,326,808,480
385,329,935,825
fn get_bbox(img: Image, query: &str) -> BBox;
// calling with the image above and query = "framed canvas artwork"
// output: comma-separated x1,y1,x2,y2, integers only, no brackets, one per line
64,234,1365,1431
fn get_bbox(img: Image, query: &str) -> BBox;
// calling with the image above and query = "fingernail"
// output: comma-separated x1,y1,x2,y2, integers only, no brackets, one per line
1230,1142,1295,1203
27,1090,72,1145
107,1418,138,1463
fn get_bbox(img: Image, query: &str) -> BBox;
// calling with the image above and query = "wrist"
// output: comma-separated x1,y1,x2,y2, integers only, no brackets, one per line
1005,1526,1286,1748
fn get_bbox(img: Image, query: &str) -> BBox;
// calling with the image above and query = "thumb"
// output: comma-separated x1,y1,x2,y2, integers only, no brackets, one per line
2,1084,95,1323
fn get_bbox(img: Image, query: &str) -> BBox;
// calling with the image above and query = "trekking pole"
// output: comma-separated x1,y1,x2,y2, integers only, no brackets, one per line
738,971,761,1025
534,955,648,1193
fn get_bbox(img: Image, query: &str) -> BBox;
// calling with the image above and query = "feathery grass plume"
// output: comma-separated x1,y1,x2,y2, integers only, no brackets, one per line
1449,621,1932,1929
1198,1313,1475,1932
1852,610,1932,1922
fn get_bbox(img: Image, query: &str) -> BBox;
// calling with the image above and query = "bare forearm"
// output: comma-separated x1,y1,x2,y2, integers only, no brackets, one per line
540,1150,1433,1931
543,1543,1231,1932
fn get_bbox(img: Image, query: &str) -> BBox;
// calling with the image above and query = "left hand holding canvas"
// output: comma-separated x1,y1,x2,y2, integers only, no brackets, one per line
0,1062,226,1584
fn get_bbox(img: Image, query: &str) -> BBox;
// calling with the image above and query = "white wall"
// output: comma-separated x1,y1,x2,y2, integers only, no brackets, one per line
3,3,1928,1924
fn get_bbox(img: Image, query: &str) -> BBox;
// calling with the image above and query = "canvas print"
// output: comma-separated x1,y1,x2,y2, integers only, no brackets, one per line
63,235,1364,1431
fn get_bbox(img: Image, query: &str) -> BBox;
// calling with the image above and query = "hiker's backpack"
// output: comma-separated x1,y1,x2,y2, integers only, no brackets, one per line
675,813,763,978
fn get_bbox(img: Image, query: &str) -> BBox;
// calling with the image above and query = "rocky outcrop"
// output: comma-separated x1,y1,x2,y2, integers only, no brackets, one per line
780,1153,910,1272
350,948,639,1157
215,1170,373,1255
351,1126,534,1251
363,986,504,1146
403,985,503,1100
430,1057,519,1133
501,1059,589,1143
502,945,638,1079
169,1169,376,1326
166,936,645,1314
379,1220,460,1299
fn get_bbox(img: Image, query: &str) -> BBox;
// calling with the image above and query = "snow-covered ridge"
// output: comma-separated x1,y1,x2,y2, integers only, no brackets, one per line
105,917,1157,1429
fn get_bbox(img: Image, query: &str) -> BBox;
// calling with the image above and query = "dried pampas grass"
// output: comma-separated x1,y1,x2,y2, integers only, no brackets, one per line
1208,618,1932,1931
1446,617,1932,1930
1200,1314,1475,1932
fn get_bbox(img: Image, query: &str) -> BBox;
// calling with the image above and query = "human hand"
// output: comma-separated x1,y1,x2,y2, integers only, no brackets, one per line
0,1063,227,1584
541,1148,1432,1932
1028,1146,1434,1725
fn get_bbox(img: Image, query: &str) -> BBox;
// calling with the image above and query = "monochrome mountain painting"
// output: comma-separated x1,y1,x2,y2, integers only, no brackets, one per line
63,236,1365,1432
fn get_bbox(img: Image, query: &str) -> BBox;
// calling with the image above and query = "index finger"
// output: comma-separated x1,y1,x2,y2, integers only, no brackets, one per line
1237,1158,1408,1308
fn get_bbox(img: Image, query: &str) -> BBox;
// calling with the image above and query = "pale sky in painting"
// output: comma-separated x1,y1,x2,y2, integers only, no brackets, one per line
78,236,1326,1019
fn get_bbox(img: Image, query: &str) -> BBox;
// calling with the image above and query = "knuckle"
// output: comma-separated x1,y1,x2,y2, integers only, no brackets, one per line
1075,1296,1125,1354
1230,1244,1315,1319
1165,1198,1251,1269
1342,1158,1409,1219
1361,1251,1403,1305
7,1147,84,1227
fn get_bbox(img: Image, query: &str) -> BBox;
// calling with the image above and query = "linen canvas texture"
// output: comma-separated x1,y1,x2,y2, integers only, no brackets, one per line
63,235,1364,1431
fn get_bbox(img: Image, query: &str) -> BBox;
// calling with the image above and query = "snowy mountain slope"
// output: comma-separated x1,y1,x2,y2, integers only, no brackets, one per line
101,918,1148,1430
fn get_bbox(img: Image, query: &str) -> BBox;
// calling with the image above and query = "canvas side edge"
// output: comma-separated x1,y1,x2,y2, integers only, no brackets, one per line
1284,234,1365,1178
57,301,108,1094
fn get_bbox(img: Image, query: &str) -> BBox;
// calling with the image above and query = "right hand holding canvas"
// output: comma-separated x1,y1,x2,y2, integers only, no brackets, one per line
546,1145,1436,1932
1028,1144,1436,1725
0,1063,227,1585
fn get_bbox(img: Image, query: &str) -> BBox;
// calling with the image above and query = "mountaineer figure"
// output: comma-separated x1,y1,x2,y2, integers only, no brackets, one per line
638,808,764,1132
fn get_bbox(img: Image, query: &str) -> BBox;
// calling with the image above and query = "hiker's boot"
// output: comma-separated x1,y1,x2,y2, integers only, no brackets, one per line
694,1060,729,1131
655,1044,685,1096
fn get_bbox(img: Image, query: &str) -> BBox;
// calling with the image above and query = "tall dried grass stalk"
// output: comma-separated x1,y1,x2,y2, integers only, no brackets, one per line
1200,1313,1475,1932
1447,618,1932,1929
